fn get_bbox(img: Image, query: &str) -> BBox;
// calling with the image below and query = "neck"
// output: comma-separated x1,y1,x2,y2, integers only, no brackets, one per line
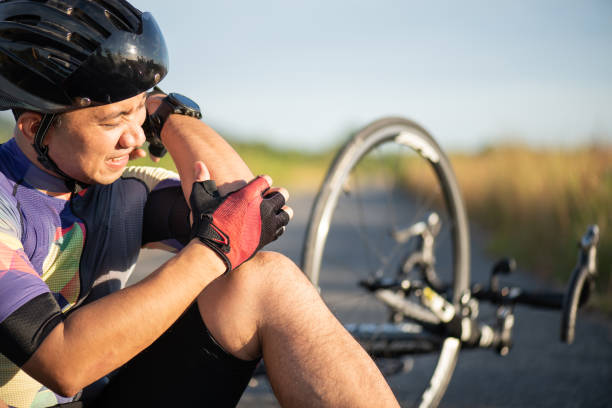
14,131,58,177
13,133,83,193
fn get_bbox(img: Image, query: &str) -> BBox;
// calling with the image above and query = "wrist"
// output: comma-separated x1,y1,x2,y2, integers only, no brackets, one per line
184,239,226,276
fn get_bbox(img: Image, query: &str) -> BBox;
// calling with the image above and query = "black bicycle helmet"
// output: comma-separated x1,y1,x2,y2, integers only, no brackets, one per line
0,0,169,190
0,0,168,112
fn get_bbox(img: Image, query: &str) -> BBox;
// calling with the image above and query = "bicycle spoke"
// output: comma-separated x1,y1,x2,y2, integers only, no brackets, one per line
303,118,470,408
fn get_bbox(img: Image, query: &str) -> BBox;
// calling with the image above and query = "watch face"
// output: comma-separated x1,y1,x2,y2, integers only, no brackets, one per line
168,93,201,112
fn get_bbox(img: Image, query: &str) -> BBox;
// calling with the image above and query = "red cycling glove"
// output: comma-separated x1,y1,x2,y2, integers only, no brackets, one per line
189,176,290,273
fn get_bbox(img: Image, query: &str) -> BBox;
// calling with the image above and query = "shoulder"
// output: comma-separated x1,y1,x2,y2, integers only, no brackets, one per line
121,165,180,194
0,173,21,238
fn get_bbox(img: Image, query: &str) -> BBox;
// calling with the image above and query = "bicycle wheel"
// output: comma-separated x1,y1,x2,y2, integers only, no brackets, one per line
301,117,470,408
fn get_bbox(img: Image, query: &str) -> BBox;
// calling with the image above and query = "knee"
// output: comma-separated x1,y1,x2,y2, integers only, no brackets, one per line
249,251,299,275
249,250,294,269
230,251,314,295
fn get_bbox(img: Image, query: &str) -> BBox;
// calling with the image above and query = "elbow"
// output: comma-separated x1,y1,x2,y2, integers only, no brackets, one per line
22,362,84,398
21,323,87,397
45,375,83,399
57,386,82,400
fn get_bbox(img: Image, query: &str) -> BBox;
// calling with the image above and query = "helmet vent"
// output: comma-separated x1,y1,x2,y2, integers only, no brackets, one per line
68,31,98,52
0,0,166,112
6,14,42,26
103,8,131,31
47,54,73,72
98,1,139,33
70,7,111,39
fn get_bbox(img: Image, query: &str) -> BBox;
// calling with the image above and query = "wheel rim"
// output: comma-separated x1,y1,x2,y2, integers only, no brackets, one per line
302,118,470,407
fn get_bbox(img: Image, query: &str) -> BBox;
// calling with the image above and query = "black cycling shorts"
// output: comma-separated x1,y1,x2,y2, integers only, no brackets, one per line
73,302,260,407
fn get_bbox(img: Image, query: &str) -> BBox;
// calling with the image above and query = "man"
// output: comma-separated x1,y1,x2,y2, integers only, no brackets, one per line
0,1,399,407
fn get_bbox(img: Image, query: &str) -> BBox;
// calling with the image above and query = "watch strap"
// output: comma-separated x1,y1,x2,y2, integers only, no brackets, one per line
142,93,202,158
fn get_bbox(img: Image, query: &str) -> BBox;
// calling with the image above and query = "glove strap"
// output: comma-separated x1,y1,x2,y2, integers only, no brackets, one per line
191,214,233,273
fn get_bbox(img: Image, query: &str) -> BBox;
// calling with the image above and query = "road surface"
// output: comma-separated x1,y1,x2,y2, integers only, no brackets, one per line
131,193,612,408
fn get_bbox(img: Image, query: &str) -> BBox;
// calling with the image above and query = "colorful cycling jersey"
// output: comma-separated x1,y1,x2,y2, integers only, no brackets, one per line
0,138,189,407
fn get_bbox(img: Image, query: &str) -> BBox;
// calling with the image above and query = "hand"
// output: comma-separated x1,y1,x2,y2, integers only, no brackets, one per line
127,92,167,163
189,170,292,273
141,91,167,161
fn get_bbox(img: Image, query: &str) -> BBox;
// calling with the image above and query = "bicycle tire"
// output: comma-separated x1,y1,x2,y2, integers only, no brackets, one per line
301,117,470,408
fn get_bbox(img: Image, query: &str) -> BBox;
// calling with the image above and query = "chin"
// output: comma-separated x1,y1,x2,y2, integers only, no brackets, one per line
86,170,123,186
94,174,123,185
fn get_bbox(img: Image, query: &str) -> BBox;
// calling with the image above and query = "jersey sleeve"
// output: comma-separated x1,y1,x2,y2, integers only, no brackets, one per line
0,196,64,367
122,166,191,250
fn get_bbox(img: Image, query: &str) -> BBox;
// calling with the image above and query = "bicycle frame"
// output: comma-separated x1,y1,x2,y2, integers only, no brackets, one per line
298,117,600,408
345,223,599,358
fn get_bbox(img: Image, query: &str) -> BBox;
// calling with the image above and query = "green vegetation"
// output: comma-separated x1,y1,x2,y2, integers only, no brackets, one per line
2,116,609,313
462,146,611,313
0,116,13,143
229,142,334,192
228,141,612,315
129,141,334,192
403,145,612,313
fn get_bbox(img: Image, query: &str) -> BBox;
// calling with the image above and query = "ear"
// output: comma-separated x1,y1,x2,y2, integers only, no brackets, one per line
16,111,42,142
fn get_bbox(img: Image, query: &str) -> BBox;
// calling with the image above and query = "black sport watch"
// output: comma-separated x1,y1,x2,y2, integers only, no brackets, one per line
142,92,203,157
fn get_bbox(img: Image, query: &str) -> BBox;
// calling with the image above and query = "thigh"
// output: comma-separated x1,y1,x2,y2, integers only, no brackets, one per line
91,303,260,408
195,251,312,362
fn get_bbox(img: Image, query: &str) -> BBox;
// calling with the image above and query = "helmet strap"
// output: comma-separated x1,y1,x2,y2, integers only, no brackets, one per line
32,113,88,193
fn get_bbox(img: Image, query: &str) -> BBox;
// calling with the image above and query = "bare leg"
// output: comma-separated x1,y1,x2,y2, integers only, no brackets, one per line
196,251,399,407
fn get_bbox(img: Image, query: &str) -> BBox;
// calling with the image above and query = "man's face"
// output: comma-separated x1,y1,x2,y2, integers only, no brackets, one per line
44,93,147,185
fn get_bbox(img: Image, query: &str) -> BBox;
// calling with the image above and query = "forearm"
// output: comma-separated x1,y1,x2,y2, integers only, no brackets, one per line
23,241,224,397
164,116,252,187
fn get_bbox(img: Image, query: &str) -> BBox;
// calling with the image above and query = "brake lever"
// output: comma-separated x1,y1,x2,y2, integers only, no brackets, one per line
560,225,599,344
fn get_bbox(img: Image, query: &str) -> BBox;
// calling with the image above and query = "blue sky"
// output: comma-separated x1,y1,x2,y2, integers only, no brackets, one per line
129,0,611,151
8,0,612,152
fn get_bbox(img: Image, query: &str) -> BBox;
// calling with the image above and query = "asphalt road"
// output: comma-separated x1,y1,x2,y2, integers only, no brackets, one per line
132,192,612,408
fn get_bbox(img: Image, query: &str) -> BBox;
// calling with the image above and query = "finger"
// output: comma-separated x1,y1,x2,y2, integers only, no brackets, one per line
263,191,286,212
183,161,210,206
277,208,291,227
243,175,272,200
193,161,210,182
281,205,293,220
129,148,146,161
274,225,286,240
146,92,165,115
264,187,289,203
150,155,161,163
189,180,220,211
262,174,273,186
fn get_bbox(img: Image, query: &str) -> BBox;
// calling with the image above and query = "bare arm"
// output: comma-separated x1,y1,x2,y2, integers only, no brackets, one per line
147,94,254,198
23,241,225,397
22,94,264,396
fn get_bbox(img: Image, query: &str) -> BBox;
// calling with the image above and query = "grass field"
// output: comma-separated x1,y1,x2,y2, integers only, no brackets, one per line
0,119,608,313
402,145,612,313
68,140,612,314
230,142,612,313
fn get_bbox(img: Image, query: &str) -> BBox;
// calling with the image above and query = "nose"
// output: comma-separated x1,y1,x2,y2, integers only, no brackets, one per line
118,121,146,149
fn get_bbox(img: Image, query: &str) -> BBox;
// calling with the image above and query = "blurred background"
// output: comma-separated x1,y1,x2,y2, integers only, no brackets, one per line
0,1,609,405
0,1,610,306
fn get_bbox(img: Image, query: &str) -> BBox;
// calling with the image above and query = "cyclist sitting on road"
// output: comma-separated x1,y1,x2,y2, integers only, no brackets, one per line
0,1,399,407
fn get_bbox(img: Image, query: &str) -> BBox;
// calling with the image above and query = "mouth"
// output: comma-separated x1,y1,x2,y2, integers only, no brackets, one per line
105,154,130,169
